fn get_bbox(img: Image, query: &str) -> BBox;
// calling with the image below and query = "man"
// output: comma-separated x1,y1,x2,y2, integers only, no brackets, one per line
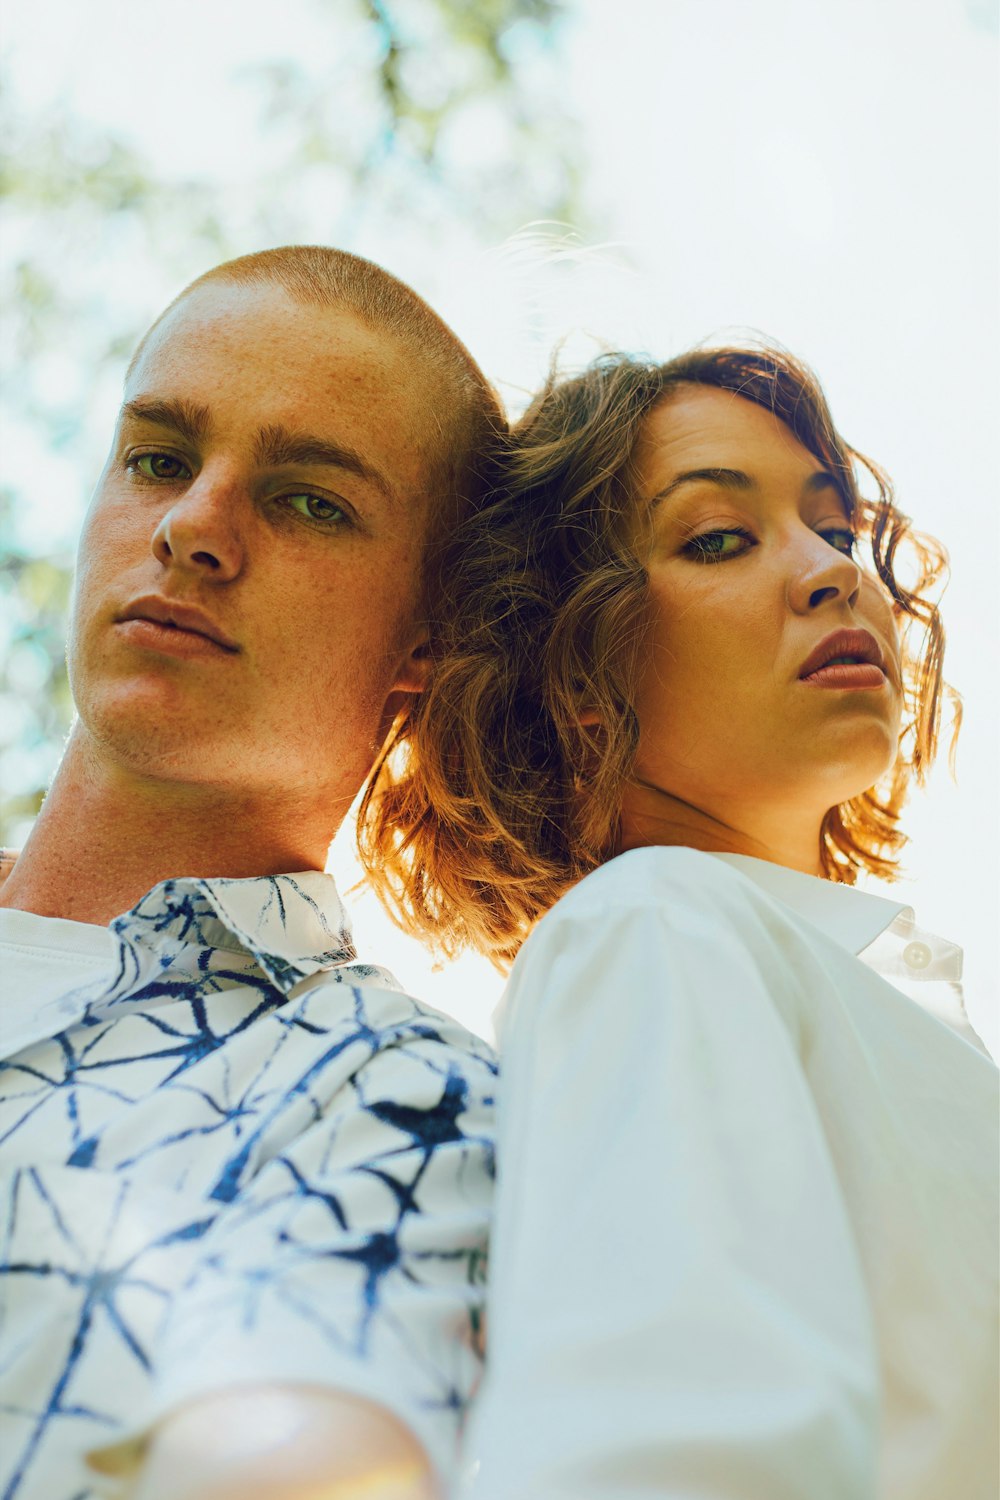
0,246,503,1500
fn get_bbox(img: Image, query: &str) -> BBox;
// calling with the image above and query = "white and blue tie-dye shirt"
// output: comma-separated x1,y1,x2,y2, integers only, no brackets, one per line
0,869,496,1500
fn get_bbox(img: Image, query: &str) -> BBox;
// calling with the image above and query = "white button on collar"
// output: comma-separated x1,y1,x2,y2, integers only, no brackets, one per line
903,940,933,971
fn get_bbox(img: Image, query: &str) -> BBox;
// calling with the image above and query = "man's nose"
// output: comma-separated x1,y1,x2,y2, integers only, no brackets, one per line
151,471,246,581
785,531,862,614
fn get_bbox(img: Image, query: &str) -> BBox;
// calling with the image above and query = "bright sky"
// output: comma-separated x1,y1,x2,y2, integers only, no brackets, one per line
3,0,997,1049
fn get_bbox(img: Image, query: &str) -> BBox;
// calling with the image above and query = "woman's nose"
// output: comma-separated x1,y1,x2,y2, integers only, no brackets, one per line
785,533,862,614
151,473,246,582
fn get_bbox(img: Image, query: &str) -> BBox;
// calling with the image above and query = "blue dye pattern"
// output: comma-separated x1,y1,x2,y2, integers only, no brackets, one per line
0,872,497,1500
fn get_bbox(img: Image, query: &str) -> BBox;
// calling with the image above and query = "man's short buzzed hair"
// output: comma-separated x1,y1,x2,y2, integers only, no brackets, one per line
129,244,506,551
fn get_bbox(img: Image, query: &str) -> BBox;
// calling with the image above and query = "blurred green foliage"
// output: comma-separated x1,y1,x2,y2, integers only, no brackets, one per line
0,490,74,832
0,0,583,845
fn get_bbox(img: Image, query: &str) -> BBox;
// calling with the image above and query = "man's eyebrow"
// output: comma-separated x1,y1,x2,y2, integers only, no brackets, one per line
254,422,397,503
650,466,841,507
120,397,213,445
120,404,398,503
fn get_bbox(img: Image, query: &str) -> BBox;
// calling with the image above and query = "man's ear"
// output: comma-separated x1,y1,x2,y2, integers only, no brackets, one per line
391,632,432,696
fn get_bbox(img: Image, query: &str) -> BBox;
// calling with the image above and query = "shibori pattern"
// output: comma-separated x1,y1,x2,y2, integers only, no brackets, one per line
0,873,497,1500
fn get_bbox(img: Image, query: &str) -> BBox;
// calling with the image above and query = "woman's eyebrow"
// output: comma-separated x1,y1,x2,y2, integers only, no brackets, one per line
650,466,840,508
803,470,841,496
650,467,754,507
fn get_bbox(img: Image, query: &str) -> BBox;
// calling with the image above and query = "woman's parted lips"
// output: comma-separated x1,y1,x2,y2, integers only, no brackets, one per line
117,596,240,652
797,627,886,680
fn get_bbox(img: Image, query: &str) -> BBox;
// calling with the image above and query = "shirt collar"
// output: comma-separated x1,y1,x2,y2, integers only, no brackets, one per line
706,852,910,956
3,871,399,1061
65,870,374,1024
115,871,358,989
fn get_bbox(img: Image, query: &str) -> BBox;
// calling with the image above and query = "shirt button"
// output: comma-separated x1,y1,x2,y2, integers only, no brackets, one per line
903,941,933,971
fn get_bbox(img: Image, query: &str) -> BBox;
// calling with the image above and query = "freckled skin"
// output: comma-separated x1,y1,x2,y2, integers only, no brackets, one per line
1,281,445,921
619,385,903,873
70,282,433,804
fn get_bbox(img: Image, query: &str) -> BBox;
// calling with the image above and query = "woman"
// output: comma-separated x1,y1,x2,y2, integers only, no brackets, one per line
359,346,998,1499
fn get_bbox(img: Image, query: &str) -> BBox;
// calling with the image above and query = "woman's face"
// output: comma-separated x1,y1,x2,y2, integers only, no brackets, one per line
623,384,903,856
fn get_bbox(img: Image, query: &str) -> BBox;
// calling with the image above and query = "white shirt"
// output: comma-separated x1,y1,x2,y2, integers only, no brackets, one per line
464,846,998,1500
0,872,496,1500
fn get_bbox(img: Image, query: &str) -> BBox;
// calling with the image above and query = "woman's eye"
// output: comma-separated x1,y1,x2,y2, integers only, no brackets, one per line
131,453,190,481
683,528,754,562
284,493,348,525
821,526,857,556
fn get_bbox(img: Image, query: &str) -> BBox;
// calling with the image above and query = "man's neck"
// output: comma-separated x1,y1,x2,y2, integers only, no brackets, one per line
0,730,347,926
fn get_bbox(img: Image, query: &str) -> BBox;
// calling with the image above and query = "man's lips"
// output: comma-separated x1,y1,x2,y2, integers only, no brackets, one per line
116,597,240,653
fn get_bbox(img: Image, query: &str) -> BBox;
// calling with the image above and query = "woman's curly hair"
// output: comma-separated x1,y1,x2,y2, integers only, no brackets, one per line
358,344,960,967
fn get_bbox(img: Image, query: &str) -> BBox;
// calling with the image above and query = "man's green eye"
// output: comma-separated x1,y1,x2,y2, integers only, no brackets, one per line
134,453,189,480
286,494,347,524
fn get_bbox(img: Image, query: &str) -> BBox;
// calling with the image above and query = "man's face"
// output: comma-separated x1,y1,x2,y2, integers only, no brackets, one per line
70,281,435,811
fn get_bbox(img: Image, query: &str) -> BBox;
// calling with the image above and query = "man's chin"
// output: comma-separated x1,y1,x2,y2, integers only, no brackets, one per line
76,687,249,785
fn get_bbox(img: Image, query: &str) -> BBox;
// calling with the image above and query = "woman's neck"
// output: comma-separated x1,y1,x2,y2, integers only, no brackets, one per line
617,777,826,878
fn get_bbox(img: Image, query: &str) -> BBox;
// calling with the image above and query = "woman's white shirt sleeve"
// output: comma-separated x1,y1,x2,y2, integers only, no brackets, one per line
463,849,880,1500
